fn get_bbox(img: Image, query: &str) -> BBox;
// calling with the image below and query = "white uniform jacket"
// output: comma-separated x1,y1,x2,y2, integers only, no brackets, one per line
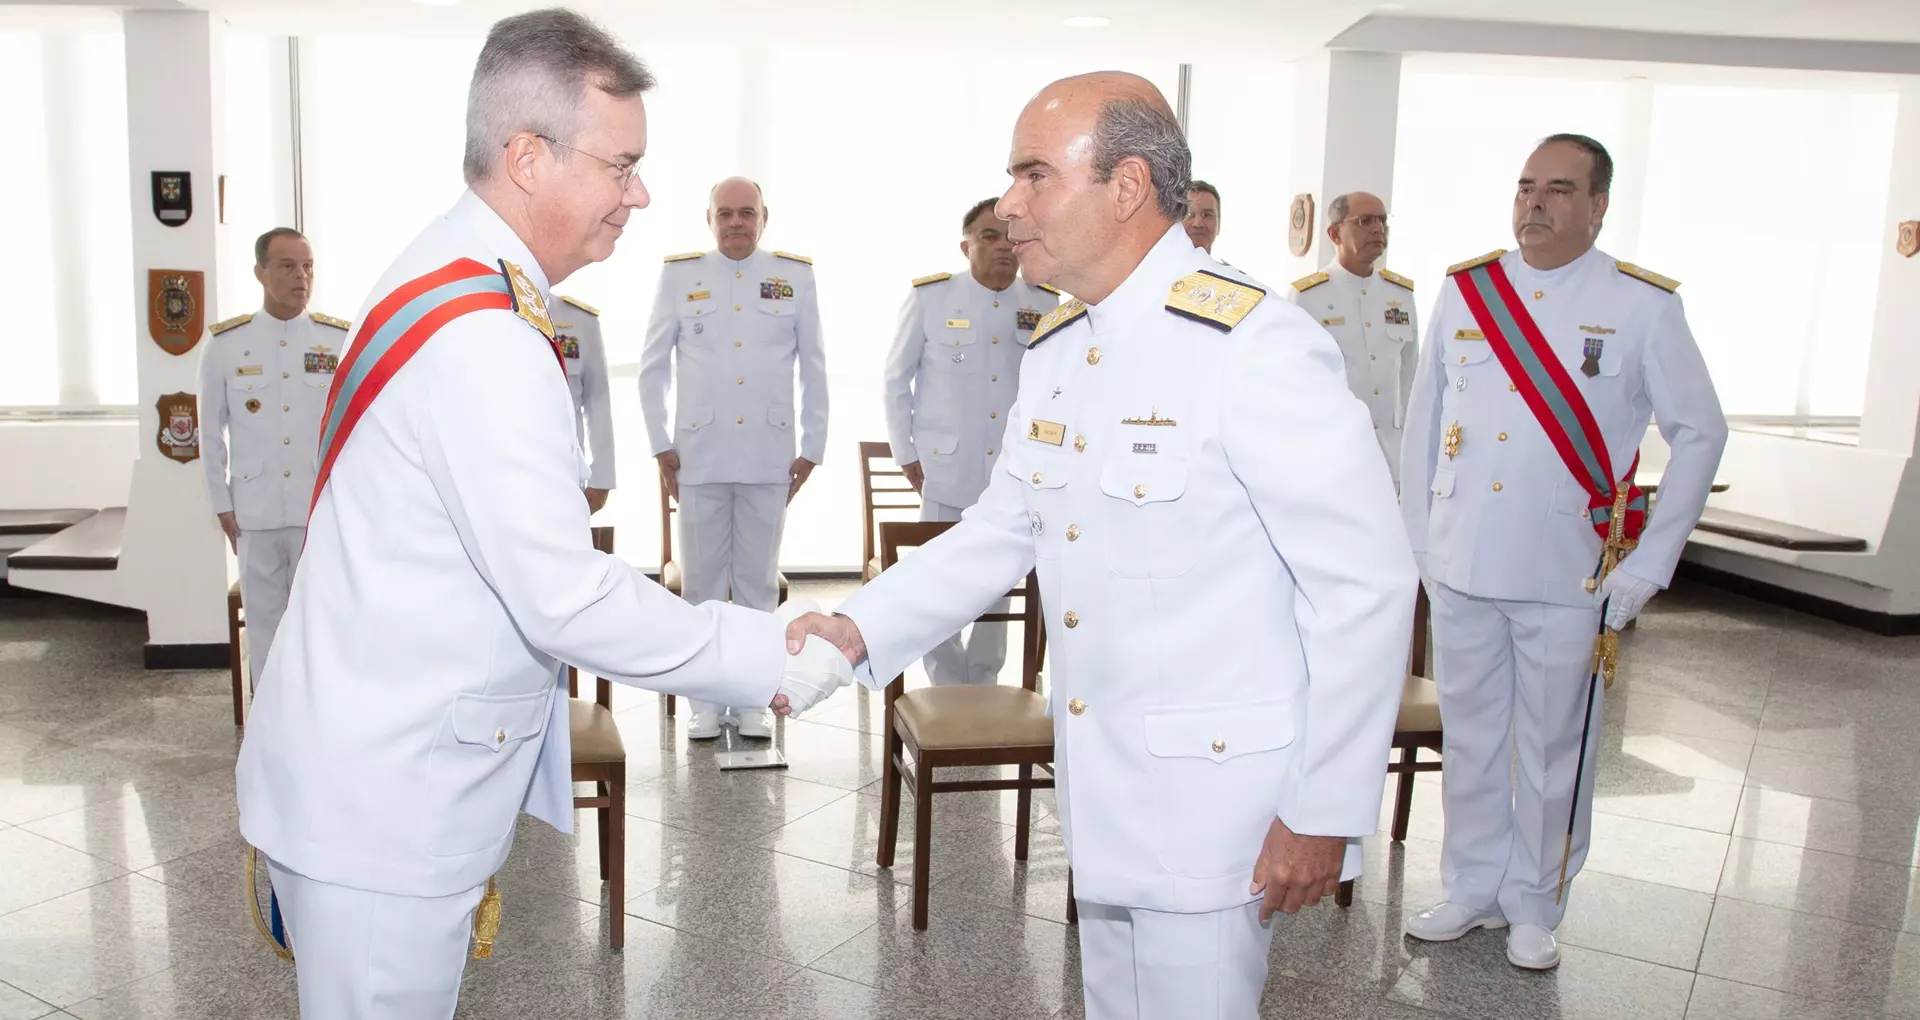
1284,262,1419,482
555,295,616,490
197,308,346,531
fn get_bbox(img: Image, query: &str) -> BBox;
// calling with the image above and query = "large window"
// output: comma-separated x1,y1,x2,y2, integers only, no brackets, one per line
217,32,294,321
1185,62,1297,289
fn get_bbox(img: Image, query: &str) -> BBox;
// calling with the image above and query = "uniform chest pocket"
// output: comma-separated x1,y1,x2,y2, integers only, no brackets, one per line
926,323,980,372
1006,446,1069,560
757,300,797,319
1447,338,1493,368
680,300,719,337
1098,453,1195,579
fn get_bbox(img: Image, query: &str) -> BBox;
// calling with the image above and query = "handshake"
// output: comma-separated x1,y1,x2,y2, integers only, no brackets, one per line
769,599,873,719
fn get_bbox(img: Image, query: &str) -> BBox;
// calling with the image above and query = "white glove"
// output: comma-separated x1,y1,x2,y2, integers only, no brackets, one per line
1595,570,1659,630
774,598,854,719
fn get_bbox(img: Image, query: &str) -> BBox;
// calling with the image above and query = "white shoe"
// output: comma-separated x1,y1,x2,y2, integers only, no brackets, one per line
1506,924,1560,970
734,708,773,739
686,708,723,740
1404,901,1507,942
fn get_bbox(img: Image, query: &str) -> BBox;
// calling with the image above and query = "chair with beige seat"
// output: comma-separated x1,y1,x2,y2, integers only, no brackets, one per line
858,441,920,582
567,524,628,948
1337,586,1439,908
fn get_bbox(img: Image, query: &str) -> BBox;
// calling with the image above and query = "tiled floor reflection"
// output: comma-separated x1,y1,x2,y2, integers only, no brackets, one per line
4,580,1920,1018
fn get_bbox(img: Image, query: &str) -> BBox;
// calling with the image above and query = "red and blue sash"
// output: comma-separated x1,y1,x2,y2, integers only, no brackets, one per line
1451,258,1645,543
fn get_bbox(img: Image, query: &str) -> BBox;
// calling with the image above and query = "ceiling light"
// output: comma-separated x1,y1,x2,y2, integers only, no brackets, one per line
1063,16,1111,28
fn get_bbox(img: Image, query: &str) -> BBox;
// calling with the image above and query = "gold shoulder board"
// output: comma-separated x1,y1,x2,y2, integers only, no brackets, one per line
1446,250,1508,276
911,272,951,288
1379,269,1415,291
498,259,555,340
773,251,813,265
210,313,254,336
1617,261,1680,292
663,251,704,263
309,312,350,330
1290,272,1329,293
1037,284,1062,296
559,295,600,316
1167,271,1266,333
1029,300,1088,348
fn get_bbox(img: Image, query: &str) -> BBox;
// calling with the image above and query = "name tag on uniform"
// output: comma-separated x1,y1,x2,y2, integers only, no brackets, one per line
1454,329,1485,341
236,365,262,376
1027,419,1065,446
1321,316,1346,327
687,290,710,301
946,319,970,329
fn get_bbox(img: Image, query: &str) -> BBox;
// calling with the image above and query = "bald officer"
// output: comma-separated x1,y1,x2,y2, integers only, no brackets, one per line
1401,134,1725,969
1287,192,1418,484
199,227,346,692
882,198,1059,685
553,294,616,512
639,176,828,739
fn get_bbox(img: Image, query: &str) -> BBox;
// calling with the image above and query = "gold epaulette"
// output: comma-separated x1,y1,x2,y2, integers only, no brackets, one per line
773,251,812,265
664,251,704,263
210,313,253,336
1617,261,1680,292
1037,284,1063,296
1167,271,1265,333
309,312,350,330
1379,269,1415,291
911,272,951,288
498,259,554,340
1029,300,1088,348
1447,250,1508,275
1290,272,1329,293
559,295,600,316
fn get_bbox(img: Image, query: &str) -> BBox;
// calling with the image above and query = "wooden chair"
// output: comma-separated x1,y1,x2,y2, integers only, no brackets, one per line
859,441,920,582
568,524,628,949
656,466,788,719
873,520,1070,930
227,581,246,726
1337,586,1439,908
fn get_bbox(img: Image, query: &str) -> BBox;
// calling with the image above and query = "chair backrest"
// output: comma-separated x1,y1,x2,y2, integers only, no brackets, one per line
569,525,619,708
860,441,920,570
1409,584,1430,678
657,468,676,569
877,520,1042,694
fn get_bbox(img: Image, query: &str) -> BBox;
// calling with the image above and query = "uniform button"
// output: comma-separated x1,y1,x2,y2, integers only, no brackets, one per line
736,377,744,384
993,300,1000,308
1074,435,1086,453
1133,483,1146,499
736,416,745,424
1360,288,1367,296
1373,387,1380,395
1211,738,1226,754
991,374,998,382
1533,290,1544,299
282,470,291,478
1064,610,1079,629
1031,471,1044,485
735,271,742,278
992,337,1001,344
735,340,743,347
1509,383,1518,392
1498,432,1509,441
1369,354,1376,361
1492,482,1504,492
495,728,506,744
989,412,997,420
282,405,289,412
282,372,289,379
734,304,742,311
279,340,287,347
1066,523,1080,541
1068,698,1086,715
282,437,290,445
1365,321,1373,328
986,448,994,456
1086,347,1102,365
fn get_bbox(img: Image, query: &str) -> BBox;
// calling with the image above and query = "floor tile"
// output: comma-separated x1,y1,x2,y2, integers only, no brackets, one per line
21,772,238,871
1717,837,1920,935
1592,770,1745,834
733,966,1002,1020
624,764,852,843
927,827,1073,924
1259,975,1455,1020
1599,729,1752,785
1554,870,1714,971
0,736,195,828
0,983,59,1020
1265,896,1411,994
1755,696,1920,760
1745,744,1920,805
1605,689,1761,745
1684,974,1900,1019
0,828,128,918
1697,897,1920,1018
1391,938,1694,1020
1731,787,1920,868
755,783,1018,887
493,809,748,909
1584,813,1730,894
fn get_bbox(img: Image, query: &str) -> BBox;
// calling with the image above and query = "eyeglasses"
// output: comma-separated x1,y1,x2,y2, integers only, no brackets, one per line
532,134,641,184
1334,213,1389,229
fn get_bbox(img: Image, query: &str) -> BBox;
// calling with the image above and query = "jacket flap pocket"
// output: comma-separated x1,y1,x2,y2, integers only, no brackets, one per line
1098,457,1188,506
683,404,715,428
1143,700,1295,763
1448,339,1493,366
918,430,959,456
450,689,552,752
1006,448,1068,490
767,406,792,429
233,460,262,482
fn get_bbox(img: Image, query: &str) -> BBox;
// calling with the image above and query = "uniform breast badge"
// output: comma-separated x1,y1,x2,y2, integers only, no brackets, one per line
1120,410,1178,427
946,318,970,329
1443,422,1462,460
303,349,340,374
1385,306,1411,325
557,335,581,359
1017,309,1043,331
1030,511,1045,536
760,277,795,300
1580,336,1604,378
245,398,261,414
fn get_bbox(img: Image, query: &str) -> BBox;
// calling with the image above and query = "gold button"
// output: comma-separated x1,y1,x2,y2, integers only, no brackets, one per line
1373,388,1380,395
1211,739,1226,754
1492,482,1504,492
1064,610,1079,628
1533,290,1544,299
1074,435,1086,453
1498,432,1509,441
734,304,742,311
279,340,287,347
1066,523,1081,541
1365,321,1373,328
1509,383,1518,392
736,416,745,424
992,337,1001,344
282,372,289,379
282,470,290,478
993,300,1001,308
986,448,994,456
282,405,289,412
990,412,998,420
991,374,998,382
1086,347,1102,365
495,728,506,744
1133,484,1146,499
736,377,744,384
1369,354,1376,361
1031,471,1044,485
1360,288,1367,296
736,271,742,278
282,437,291,445
1068,698,1086,715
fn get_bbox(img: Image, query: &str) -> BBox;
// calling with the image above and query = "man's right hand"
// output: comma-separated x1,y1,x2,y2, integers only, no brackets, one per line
786,611,868,668
656,450,681,502
217,512,240,552
901,461,924,494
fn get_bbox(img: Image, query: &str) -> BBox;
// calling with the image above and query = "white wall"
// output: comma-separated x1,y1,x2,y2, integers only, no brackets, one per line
0,421,137,510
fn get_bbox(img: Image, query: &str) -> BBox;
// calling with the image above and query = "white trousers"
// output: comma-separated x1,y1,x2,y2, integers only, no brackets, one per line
266,859,486,1020
919,499,1008,686
1426,581,1606,929
1076,899,1272,1020
238,526,304,692
680,482,786,716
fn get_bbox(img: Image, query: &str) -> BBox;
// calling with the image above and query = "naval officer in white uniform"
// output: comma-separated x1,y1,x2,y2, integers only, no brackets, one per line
235,13,851,1017
1183,180,1221,255
554,294,616,512
790,73,1415,1020
639,176,829,739
197,227,346,692
1286,192,1419,484
1400,134,1726,969
881,198,1059,685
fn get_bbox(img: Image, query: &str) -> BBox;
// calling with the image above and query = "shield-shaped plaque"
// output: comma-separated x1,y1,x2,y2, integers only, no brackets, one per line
148,269,206,355
155,392,201,463
1899,221,1919,259
152,171,192,226
1288,193,1315,257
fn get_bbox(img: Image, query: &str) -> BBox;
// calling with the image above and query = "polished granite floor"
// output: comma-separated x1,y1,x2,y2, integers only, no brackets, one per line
2,578,1919,1019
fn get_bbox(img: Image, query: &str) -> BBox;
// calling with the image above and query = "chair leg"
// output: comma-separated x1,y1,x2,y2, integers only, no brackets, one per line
1336,879,1354,908
912,763,934,931
665,693,676,718
607,766,625,950
1066,867,1077,925
596,779,611,880
227,601,245,727
1390,746,1419,843
877,732,903,868
1014,763,1033,862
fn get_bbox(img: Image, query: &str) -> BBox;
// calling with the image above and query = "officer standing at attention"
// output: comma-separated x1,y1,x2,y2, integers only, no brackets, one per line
1183,180,1221,255
639,176,829,739
1400,134,1726,969
553,293,615,512
882,198,1059,685
198,227,346,692
789,73,1415,1019
1286,192,1418,484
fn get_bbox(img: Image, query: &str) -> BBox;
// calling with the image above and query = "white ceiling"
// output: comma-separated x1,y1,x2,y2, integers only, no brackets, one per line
1395,0,1920,45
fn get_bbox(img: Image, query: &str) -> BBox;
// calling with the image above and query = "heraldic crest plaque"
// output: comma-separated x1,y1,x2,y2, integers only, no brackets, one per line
156,392,201,463
148,269,206,356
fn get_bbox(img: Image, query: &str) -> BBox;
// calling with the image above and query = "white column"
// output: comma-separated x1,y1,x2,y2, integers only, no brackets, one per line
1859,82,1920,456
1285,50,1403,278
119,9,231,663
